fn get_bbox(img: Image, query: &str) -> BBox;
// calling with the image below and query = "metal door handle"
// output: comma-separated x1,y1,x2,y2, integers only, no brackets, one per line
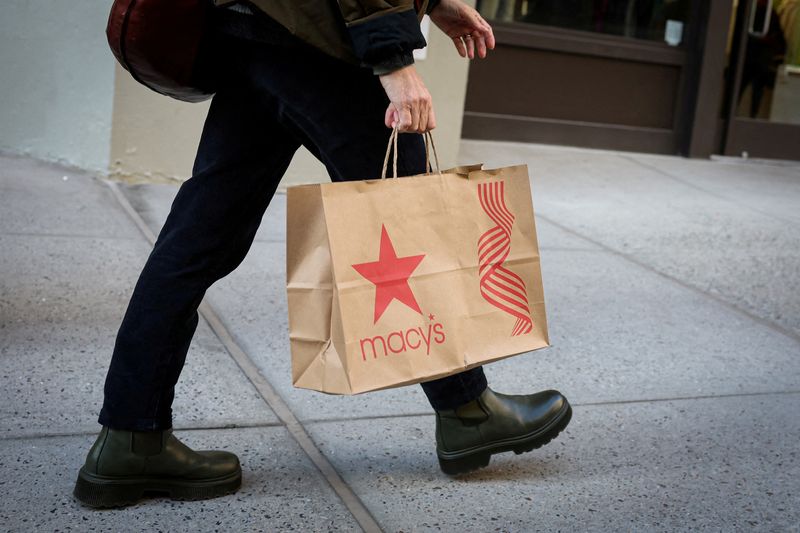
748,0,773,38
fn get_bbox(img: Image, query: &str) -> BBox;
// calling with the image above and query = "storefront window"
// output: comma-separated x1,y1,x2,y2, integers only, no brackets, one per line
477,0,692,46
734,0,800,124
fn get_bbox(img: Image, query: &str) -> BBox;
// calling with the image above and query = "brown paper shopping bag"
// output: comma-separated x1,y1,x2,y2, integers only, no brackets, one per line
286,131,549,394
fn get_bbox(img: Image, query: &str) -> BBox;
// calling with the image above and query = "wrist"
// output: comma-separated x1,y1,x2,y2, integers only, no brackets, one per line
372,52,415,76
378,63,417,81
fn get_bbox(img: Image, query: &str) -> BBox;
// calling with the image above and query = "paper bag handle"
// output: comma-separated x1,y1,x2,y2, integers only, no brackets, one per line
424,131,441,176
381,127,400,179
381,127,442,180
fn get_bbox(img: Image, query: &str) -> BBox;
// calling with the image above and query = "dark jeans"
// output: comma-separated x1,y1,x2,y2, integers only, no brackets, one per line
98,9,486,431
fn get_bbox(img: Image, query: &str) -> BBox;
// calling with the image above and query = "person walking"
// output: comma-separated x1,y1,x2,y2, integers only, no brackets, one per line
74,0,572,508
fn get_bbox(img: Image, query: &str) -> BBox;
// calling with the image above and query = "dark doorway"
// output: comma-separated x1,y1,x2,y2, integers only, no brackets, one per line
722,0,800,160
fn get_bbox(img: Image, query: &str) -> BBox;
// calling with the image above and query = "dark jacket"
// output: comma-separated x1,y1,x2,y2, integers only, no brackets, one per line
214,0,438,74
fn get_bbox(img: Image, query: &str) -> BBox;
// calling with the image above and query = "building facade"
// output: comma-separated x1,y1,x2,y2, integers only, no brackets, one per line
0,1,472,187
463,0,800,160
2,0,797,181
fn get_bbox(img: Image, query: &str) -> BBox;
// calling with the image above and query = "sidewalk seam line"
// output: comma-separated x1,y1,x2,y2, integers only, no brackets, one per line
0,231,142,241
536,213,800,345
301,389,800,424
620,154,800,226
572,389,800,408
6,389,799,442
0,422,287,442
105,180,382,533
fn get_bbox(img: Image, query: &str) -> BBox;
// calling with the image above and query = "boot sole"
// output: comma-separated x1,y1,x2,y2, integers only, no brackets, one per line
73,467,242,509
437,401,573,476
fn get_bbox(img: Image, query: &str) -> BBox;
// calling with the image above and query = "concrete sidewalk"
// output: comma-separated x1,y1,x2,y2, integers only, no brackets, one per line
1,142,799,532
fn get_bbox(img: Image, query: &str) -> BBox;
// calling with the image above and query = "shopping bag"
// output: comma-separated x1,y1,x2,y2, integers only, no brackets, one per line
286,131,548,394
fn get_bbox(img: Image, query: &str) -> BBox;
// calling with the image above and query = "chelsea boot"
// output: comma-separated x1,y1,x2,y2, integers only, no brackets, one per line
435,388,572,475
73,427,241,508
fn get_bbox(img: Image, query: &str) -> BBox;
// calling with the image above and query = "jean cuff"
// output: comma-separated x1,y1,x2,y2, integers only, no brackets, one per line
420,367,488,411
98,408,173,432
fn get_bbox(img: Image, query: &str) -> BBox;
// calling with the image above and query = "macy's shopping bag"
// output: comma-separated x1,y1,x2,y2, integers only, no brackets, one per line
286,134,549,394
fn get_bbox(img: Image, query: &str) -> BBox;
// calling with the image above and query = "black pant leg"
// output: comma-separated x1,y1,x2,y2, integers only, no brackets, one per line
419,368,488,411
99,83,300,431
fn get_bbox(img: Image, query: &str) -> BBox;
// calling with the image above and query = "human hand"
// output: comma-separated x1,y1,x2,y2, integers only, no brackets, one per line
430,0,495,59
378,65,436,132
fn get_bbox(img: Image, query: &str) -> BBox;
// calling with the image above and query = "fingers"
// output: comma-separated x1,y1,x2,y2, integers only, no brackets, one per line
412,100,422,133
385,100,434,139
470,12,495,58
475,33,487,58
418,102,428,136
394,103,419,133
427,105,437,132
395,87,432,133
396,100,433,133
482,19,496,50
396,104,413,132
453,30,492,59
384,104,397,129
453,36,467,57
448,8,495,60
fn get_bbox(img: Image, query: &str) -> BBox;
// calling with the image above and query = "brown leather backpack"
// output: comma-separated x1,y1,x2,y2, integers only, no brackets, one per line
106,0,214,102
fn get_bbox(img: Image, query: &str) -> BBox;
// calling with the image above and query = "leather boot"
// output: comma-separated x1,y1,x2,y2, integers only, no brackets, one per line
73,427,242,508
435,388,572,475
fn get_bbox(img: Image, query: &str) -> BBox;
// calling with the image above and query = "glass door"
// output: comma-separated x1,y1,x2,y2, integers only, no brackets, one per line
724,0,800,159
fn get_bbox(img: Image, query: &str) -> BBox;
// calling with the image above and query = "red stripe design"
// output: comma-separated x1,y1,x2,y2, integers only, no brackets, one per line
477,181,533,336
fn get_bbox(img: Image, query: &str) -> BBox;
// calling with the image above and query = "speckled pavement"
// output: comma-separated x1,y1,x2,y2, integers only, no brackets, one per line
1,145,799,532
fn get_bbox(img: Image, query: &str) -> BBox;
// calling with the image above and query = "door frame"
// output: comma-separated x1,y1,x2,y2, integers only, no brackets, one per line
722,0,800,159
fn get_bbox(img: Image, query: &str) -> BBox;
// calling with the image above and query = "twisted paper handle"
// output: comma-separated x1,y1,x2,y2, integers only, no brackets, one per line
381,128,441,180
477,181,533,336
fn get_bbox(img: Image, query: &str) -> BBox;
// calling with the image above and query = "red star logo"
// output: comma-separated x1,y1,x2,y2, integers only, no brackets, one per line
352,225,426,323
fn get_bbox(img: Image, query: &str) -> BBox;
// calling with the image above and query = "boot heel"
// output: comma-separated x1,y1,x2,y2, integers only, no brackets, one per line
438,452,491,476
73,472,143,509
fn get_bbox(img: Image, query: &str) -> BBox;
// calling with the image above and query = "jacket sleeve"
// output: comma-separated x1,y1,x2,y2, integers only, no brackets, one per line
336,0,427,73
